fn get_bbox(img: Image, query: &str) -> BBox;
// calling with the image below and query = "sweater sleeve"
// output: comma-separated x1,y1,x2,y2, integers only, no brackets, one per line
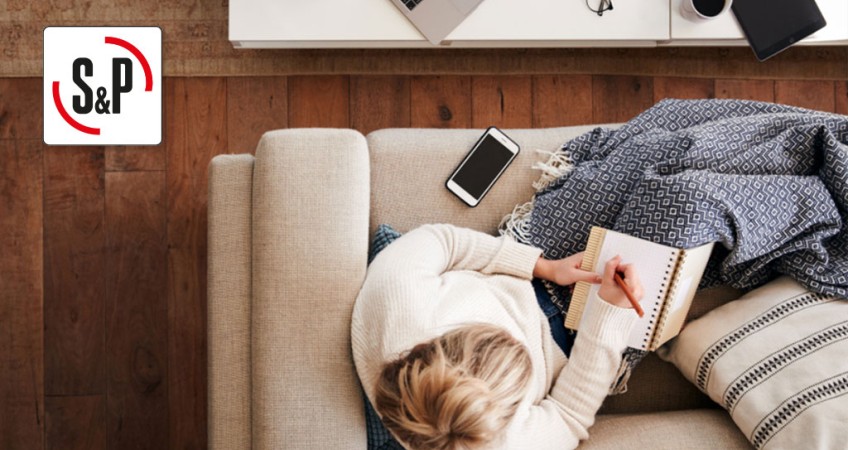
504,296,637,450
368,223,542,282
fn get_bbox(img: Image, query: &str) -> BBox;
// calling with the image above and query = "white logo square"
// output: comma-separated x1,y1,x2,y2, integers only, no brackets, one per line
44,27,162,146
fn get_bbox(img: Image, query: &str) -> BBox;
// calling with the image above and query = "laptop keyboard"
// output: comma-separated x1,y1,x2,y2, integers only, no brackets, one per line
402,0,423,11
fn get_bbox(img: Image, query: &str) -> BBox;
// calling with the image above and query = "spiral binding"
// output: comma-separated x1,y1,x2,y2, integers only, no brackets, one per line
646,250,685,350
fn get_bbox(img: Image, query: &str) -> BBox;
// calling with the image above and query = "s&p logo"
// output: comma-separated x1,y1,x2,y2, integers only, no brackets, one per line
44,27,162,145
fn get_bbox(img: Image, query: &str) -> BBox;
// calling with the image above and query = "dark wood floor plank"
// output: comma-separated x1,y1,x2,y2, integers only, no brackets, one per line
44,147,106,396
350,75,410,135
775,80,837,112
837,81,848,115
46,395,106,450
471,76,532,129
0,139,44,450
715,79,775,102
653,77,715,101
288,75,350,128
410,75,472,128
166,77,227,450
592,75,654,123
105,170,168,450
0,78,42,139
105,147,166,172
227,76,288,153
531,75,593,127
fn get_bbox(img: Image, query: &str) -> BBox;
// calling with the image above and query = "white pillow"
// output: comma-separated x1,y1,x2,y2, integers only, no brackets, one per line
658,276,848,450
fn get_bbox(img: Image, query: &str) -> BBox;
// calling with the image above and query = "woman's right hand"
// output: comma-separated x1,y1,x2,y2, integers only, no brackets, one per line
597,255,644,309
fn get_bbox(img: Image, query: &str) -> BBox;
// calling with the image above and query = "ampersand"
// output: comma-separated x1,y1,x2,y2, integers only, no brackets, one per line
95,87,110,114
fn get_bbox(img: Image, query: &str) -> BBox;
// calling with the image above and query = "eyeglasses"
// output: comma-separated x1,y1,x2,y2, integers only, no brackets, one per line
586,0,614,16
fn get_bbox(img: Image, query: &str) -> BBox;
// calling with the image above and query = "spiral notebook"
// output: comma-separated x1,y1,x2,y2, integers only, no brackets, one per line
564,227,714,351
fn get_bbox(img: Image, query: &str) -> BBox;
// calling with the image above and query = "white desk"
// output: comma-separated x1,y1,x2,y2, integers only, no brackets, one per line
229,0,848,48
230,0,669,48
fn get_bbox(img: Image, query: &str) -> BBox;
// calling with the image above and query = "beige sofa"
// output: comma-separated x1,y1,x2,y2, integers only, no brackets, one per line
207,127,754,449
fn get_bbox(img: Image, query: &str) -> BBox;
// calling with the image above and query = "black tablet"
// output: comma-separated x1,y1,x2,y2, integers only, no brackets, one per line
732,0,827,61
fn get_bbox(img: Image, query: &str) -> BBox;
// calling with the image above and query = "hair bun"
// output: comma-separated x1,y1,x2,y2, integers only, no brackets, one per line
375,324,532,450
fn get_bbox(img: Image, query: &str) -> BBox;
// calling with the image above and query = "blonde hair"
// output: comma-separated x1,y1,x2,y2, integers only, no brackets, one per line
375,324,533,450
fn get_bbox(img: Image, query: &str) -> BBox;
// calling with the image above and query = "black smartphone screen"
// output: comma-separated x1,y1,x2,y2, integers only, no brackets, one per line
452,134,515,199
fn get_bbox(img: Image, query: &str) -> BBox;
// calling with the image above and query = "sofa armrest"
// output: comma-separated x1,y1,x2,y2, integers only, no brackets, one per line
251,129,370,449
208,154,255,449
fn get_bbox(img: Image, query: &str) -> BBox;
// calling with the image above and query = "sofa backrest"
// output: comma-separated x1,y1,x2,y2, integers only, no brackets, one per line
367,126,602,236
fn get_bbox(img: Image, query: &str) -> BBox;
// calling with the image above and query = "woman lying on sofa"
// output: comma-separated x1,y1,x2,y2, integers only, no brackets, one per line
351,223,644,450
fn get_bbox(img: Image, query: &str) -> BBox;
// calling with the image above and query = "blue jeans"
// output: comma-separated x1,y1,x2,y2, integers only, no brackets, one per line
532,278,575,358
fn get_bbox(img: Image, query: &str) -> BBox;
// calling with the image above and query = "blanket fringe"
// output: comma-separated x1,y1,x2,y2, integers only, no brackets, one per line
609,348,647,395
531,148,575,192
499,149,575,242
499,200,535,243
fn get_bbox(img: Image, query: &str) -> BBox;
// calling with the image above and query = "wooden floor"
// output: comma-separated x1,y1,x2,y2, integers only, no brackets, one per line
1,74,847,450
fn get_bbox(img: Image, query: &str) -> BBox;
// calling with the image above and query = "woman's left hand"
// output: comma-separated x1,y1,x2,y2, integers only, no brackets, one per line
533,252,603,287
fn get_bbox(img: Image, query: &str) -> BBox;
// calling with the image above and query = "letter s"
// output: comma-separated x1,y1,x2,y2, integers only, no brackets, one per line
72,58,93,115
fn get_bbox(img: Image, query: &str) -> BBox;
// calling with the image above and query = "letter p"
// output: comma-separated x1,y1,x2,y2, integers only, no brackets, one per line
112,57,133,114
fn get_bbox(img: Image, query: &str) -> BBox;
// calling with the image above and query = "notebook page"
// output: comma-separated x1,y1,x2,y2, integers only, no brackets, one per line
576,229,679,350
650,242,714,349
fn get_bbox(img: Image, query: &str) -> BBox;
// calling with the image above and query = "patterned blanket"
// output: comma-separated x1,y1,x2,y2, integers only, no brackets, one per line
501,99,848,390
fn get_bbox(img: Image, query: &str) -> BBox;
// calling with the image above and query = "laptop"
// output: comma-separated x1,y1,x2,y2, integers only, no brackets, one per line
389,0,485,44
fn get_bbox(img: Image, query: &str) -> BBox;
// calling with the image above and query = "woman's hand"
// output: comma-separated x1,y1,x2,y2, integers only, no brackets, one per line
597,255,644,309
533,252,603,287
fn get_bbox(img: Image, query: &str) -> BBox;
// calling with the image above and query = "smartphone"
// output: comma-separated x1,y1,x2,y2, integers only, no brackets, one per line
446,127,520,207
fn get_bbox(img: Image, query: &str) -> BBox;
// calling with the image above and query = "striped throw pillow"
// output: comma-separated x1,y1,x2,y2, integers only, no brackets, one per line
658,276,848,450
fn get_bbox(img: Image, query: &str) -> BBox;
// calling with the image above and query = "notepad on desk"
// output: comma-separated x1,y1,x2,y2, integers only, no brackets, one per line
565,226,714,351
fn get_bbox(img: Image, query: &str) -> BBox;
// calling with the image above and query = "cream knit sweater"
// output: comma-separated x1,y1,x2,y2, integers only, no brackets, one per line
351,224,637,450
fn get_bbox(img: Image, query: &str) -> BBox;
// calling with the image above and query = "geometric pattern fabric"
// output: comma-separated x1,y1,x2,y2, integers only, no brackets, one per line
519,99,848,313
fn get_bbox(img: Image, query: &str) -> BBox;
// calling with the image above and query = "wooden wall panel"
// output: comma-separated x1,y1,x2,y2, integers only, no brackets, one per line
0,78,41,139
166,77,227,450
411,76,472,128
105,147,166,172
351,75,410,135
531,75,593,127
775,80,837,112
105,170,168,450
592,75,654,123
715,79,775,102
288,75,350,128
471,76,532,129
653,77,715,101
227,76,288,153
0,139,44,450
837,81,848,115
46,395,106,450
44,147,106,395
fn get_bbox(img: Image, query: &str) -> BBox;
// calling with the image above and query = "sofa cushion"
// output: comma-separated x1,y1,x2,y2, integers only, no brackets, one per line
580,410,750,449
659,276,848,449
367,126,603,236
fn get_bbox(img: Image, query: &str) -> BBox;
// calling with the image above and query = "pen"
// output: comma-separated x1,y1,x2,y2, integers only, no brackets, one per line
614,272,644,317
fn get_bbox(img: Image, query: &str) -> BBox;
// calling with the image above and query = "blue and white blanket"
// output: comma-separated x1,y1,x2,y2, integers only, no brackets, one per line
501,99,848,389
503,99,848,309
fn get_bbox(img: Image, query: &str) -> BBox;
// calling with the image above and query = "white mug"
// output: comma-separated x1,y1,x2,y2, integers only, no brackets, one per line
681,0,733,21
